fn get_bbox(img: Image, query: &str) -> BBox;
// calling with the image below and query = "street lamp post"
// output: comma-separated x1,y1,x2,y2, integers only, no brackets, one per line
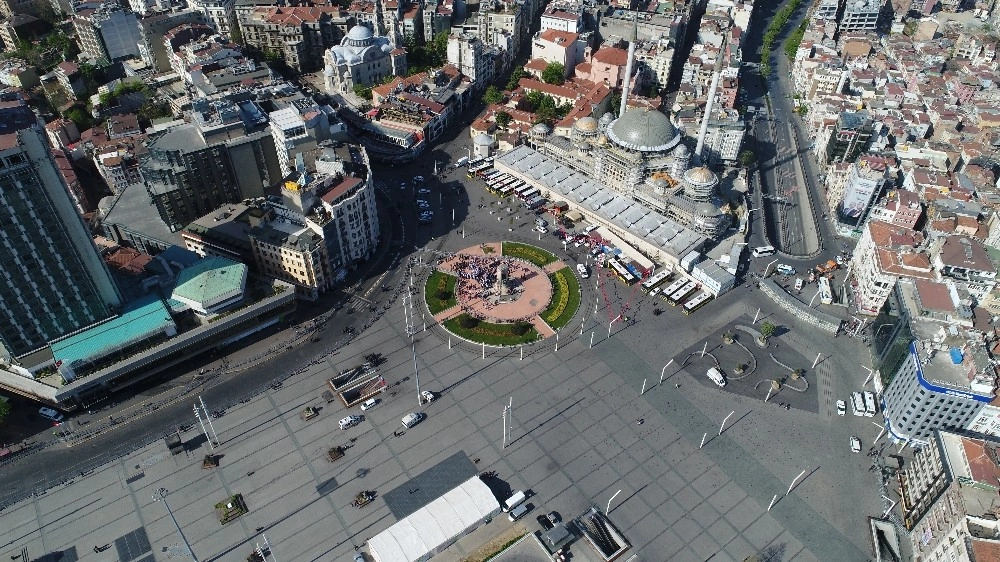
153,488,199,562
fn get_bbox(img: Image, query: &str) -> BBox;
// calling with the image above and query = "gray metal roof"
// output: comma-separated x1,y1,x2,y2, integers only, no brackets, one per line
496,146,704,259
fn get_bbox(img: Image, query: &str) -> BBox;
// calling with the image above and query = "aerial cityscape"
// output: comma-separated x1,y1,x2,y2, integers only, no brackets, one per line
0,0,999,559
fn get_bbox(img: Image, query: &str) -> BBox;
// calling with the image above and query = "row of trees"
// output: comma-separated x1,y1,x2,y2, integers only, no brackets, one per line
783,20,808,62
759,0,802,77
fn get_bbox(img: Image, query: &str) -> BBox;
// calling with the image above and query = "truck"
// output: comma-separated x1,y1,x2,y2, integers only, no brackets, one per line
815,260,838,274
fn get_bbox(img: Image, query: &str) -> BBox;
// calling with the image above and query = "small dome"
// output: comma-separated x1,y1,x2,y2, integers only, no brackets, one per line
531,122,551,135
607,108,680,152
474,133,494,146
347,25,374,42
684,166,718,186
578,140,592,151
674,144,689,157
599,112,614,126
575,116,598,133
695,202,723,217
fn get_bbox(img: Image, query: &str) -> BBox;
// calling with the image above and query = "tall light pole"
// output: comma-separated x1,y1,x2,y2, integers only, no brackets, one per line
153,488,199,562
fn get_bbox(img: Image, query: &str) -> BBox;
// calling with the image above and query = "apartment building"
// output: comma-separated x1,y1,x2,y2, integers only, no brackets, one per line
240,6,352,72
850,220,933,315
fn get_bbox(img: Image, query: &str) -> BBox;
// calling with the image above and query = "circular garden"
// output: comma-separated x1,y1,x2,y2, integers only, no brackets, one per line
424,242,582,346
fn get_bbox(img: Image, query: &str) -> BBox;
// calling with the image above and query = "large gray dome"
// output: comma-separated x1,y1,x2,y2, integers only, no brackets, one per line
607,108,680,153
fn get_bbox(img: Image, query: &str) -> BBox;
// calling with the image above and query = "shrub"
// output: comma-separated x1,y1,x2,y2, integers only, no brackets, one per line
512,321,531,336
437,290,452,301
460,316,479,329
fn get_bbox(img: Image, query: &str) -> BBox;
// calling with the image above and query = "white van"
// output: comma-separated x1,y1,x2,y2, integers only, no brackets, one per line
401,412,423,428
360,398,378,411
503,490,526,512
752,245,776,258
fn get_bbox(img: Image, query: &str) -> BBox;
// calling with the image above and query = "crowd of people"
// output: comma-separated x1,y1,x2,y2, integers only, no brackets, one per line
441,253,543,322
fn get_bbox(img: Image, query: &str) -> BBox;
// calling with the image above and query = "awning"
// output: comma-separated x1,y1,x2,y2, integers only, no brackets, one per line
564,210,584,222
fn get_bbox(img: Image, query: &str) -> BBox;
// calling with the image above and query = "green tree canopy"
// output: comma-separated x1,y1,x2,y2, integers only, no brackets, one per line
353,84,373,100
738,150,755,167
483,85,504,105
495,111,512,129
541,62,565,85
505,68,529,91
760,321,777,339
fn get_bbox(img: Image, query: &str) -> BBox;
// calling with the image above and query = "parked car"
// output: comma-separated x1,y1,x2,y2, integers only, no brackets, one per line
850,436,862,453
536,226,548,234
402,412,424,428
420,390,435,403
836,400,846,416
339,415,363,430
536,514,554,531
360,398,379,411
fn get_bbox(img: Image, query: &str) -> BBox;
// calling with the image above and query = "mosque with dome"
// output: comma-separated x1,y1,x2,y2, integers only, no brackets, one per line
527,108,732,240
324,25,407,94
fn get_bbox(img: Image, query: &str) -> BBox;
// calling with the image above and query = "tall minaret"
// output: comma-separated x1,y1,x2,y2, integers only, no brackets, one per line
694,32,728,165
618,11,638,118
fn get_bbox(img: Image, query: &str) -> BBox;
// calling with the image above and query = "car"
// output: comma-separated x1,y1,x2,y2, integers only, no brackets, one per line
584,224,600,234
590,247,602,257
420,213,434,220
577,263,589,278
836,400,846,416
402,412,424,428
417,203,431,209
414,175,425,183
536,226,548,234
38,406,64,424
400,182,407,190
850,436,862,453
574,239,585,247
508,502,531,522
339,415,363,430
547,512,560,524
360,398,379,411
354,553,366,562
417,188,431,195
794,278,803,291
536,514,554,531
420,390,435,403
776,264,796,276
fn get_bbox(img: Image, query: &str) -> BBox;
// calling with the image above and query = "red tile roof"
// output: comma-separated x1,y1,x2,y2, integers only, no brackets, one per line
593,47,628,66
321,177,363,203
538,29,579,44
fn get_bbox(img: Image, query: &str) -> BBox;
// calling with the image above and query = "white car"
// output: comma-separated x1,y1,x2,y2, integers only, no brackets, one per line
360,398,379,411
420,390,435,403
417,188,431,195
577,263,589,278
417,202,431,209
339,415,363,430
584,224,600,234
400,182,407,190
414,175,425,183
850,436,862,453
836,400,846,416
536,226,548,234
776,264,796,276
38,406,64,424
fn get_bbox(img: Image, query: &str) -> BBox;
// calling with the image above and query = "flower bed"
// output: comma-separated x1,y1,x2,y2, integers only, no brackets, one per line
424,271,458,314
542,267,581,329
501,242,557,267
443,314,539,346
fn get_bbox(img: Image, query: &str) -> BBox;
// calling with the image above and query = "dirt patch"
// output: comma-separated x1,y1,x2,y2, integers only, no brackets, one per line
459,525,528,562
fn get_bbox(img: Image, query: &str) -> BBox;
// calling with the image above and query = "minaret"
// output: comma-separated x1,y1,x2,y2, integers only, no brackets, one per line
618,12,638,118
693,68,722,165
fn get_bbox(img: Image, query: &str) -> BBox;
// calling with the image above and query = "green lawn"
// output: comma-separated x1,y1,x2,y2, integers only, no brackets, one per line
424,271,457,314
501,242,557,266
443,314,539,346
542,267,581,329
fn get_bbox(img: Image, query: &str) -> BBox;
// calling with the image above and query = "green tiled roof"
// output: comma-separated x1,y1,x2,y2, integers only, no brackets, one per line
51,295,174,367
171,257,247,306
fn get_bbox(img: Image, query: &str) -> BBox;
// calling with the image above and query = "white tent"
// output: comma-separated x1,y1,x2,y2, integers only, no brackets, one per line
369,477,501,562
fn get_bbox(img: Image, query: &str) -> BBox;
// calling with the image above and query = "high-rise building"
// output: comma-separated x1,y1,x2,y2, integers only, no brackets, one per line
839,0,882,32
0,102,122,360
824,109,873,165
139,98,282,231
873,278,993,447
73,1,149,63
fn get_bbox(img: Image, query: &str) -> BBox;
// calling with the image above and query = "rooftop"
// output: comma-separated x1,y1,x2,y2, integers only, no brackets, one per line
50,295,174,369
171,256,247,307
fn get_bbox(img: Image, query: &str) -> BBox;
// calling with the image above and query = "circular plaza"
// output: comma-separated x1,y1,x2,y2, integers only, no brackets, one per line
424,242,582,346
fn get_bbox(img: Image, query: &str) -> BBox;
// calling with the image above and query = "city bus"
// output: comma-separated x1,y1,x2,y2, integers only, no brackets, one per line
519,187,541,200
659,278,687,303
641,269,673,292
818,277,833,304
607,258,638,285
682,291,713,315
497,184,517,197
666,281,698,306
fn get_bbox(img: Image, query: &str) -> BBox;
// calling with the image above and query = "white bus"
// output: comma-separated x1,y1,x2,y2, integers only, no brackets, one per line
666,281,698,306
660,279,687,302
642,269,674,292
682,291,713,315
863,391,877,417
850,392,865,417
818,277,833,304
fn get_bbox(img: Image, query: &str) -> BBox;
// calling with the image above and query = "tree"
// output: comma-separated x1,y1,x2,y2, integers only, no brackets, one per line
353,84,373,100
541,62,565,85
738,150,755,167
483,85,504,105
609,91,622,113
505,68,529,91
759,321,776,340
495,111,512,129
